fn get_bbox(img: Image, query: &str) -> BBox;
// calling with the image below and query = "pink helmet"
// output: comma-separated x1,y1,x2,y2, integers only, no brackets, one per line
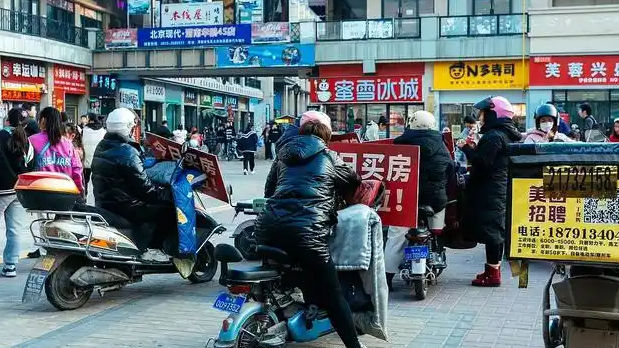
300,111,332,132
473,96,514,119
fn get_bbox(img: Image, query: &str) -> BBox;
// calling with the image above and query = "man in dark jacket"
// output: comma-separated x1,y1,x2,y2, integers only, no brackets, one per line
458,96,523,287
256,111,365,348
21,102,39,137
153,120,173,139
91,108,174,262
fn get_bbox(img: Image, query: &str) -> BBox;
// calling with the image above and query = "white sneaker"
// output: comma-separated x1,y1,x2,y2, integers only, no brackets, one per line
251,170,255,175
243,169,248,175
141,249,171,263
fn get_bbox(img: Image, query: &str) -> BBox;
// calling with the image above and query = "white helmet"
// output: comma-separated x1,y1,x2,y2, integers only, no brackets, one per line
408,110,436,130
106,108,136,137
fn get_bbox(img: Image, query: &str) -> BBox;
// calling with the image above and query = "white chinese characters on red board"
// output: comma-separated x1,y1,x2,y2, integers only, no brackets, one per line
339,152,411,213
530,56,619,86
10,62,45,79
544,61,619,83
312,77,422,103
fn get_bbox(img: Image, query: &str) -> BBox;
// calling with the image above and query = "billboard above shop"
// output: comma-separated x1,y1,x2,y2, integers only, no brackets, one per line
529,56,619,86
216,43,314,68
137,24,251,48
309,76,422,104
433,59,529,90
161,2,223,27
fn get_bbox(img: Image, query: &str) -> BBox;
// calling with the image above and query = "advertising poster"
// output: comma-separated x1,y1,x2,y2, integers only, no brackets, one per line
509,178,619,263
138,24,251,48
310,76,422,104
329,143,420,228
237,0,263,24
145,132,230,203
433,59,529,90
105,29,138,49
217,44,315,68
223,0,235,24
161,2,223,27
128,0,150,15
251,22,290,43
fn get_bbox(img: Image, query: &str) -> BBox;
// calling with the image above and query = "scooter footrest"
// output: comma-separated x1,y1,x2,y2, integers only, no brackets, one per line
259,336,286,347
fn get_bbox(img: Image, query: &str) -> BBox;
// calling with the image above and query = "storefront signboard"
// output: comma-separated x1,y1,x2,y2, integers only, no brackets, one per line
53,64,86,95
433,60,528,90
144,83,166,102
1,58,46,84
137,24,251,48
52,89,65,112
212,95,225,109
1,90,40,102
200,94,213,107
329,142,420,228
529,56,619,86
184,90,198,105
251,22,290,43
226,96,238,110
105,29,138,49
161,2,223,27
90,74,117,96
309,76,423,104
217,44,315,68
119,88,141,110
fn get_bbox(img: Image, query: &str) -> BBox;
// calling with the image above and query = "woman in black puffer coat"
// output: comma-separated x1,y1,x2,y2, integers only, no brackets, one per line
255,111,365,348
458,96,523,287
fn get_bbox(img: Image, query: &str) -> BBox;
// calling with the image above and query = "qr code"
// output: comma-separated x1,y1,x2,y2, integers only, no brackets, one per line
584,194,619,224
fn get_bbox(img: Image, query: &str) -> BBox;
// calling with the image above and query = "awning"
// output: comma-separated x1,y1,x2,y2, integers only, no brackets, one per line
201,108,227,118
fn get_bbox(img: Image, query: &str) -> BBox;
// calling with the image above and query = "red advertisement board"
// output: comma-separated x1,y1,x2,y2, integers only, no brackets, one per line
104,28,138,49
530,56,619,86
145,133,230,204
310,76,423,104
329,143,420,228
1,58,46,84
330,132,360,144
53,64,86,95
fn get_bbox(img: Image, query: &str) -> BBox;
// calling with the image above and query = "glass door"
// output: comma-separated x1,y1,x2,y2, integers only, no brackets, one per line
389,104,406,137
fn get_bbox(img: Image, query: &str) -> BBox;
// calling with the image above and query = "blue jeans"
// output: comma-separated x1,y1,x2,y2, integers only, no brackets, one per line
1,194,27,265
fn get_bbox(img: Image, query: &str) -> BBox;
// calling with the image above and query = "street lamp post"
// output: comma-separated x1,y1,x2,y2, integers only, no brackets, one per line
292,83,301,119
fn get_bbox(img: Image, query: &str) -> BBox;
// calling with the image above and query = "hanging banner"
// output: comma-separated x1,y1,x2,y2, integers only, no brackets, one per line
530,55,619,86
128,0,150,15
52,89,65,112
251,22,290,43
137,24,251,48
310,76,423,104
105,28,138,49
342,21,367,40
161,2,223,27
217,44,315,68
329,143,420,228
433,59,529,90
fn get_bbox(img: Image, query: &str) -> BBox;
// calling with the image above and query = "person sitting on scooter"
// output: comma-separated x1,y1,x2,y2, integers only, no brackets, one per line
255,111,366,348
384,110,453,290
523,104,573,144
91,108,175,263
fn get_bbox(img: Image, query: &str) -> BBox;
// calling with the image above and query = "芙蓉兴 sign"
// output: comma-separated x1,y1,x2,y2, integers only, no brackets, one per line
433,59,529,90
509,178,619,263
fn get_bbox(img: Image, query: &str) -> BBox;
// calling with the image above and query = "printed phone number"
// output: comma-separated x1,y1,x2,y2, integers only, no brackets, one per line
522,227,619,242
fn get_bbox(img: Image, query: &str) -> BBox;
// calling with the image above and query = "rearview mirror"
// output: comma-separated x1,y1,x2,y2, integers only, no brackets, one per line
227,184,234,197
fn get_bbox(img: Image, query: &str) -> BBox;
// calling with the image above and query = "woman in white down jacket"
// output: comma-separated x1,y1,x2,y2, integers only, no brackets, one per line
82,113,106,196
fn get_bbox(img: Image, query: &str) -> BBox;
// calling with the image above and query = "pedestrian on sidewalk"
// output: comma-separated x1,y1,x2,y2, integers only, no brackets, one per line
238,124,258,175
457,96,522,287
82,113,106,197
262,123,273,160
0,108,35,277
268,123,281,159
216,123,226,157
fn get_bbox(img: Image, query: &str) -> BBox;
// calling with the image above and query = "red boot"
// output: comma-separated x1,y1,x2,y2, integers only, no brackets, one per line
472,264,501,287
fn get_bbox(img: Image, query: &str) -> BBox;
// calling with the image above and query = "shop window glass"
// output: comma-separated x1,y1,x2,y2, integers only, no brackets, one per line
389,105,406,137
334,0,367,20
419,0,435,14
552,90,567,102
439,103,475,133
326,105,347,133
348,104,366,128
474,0,511,15
611,90,619,101
567,90,608,102
383,0,400,17
611,102,619,121
512,103,526,132
264,0,289,22
367,104,387,137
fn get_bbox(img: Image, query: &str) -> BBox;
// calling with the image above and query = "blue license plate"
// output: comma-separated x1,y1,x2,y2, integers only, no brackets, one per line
404,246,429,260
213,292,246,313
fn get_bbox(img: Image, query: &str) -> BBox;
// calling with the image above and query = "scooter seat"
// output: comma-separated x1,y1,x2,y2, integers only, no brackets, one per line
256,245,290,265
227,262,280,281
419,205,435,218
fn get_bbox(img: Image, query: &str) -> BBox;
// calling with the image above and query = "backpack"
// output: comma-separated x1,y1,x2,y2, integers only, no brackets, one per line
584,116,608,143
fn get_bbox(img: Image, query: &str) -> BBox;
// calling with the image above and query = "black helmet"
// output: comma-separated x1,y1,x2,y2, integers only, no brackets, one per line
534,104,558,129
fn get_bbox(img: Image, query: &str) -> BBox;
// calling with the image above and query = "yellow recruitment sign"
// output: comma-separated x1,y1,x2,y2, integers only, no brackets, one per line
509,178,619,263
433,60,529,90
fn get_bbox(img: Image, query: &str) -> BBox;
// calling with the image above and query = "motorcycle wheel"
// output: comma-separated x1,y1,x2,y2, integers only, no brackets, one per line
234,225,259,261
235,313,276,348
188,242,218,284
413,278,427,301
45,256,93,311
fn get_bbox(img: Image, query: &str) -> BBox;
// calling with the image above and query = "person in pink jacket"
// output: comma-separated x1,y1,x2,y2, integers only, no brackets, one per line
29,107,84,194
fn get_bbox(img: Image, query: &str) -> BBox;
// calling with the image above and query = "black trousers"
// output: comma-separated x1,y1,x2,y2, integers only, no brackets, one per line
83,168,92,196
486,243,504,264
243,152,255,171
265,141,273,159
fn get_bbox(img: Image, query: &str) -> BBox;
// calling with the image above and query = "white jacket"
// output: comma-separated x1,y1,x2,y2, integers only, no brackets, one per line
365,121,379,141
82,124,106,169
173,129,187,144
